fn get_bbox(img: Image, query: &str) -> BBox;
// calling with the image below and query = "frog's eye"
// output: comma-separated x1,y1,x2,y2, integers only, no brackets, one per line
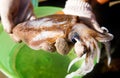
71,32,80,43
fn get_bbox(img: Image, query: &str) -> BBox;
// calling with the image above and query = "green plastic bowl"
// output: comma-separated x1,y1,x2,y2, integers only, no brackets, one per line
0,6,83,78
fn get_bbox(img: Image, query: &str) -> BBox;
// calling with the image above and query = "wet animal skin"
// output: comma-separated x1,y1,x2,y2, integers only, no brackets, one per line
12,14,113,78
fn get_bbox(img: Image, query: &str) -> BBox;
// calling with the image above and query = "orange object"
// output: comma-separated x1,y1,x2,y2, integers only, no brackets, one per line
97,0,109,4
55,11,64,14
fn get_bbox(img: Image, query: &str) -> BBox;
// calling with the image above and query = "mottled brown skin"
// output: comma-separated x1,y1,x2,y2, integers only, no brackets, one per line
13,14,78,54
13,14,113,55
13,14,77,42
55,38,73,55
12,14,114,77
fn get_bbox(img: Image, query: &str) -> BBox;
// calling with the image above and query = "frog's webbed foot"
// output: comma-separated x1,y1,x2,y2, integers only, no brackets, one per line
55,38,71,55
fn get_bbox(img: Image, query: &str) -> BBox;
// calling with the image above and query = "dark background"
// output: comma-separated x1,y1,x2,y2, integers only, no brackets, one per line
39,0,66,7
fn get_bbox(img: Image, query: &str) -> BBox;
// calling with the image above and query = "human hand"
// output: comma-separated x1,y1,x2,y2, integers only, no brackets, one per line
0,0,36,41
62,0,109,33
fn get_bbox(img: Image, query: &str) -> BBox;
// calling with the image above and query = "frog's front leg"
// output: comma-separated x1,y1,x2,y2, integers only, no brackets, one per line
55,38,72,55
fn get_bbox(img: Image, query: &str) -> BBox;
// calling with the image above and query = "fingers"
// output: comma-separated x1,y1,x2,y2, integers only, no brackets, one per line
63,0,92,17
0,11,14,33
0,0,35,33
